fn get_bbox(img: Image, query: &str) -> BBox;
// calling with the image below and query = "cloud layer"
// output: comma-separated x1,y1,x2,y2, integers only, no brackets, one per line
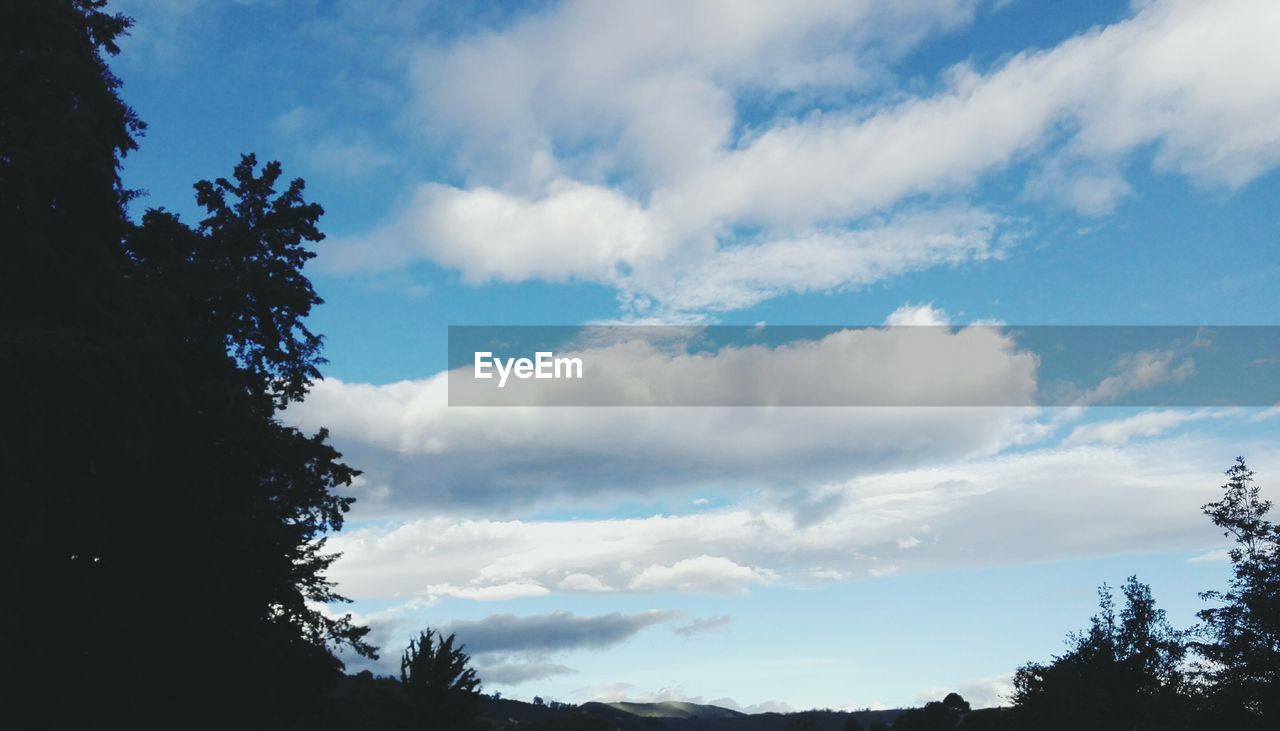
290,322,1042,515
324,0,1280,316
323,435,1255,607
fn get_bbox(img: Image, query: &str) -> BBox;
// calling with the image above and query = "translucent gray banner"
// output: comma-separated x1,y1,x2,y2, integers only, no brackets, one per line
447,326,1280,407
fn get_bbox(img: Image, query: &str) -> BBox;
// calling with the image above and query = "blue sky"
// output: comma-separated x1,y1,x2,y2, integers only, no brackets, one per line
109,0,1280,711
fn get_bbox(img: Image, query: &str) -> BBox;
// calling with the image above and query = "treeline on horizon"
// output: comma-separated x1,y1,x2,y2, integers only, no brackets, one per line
1,3,1277,730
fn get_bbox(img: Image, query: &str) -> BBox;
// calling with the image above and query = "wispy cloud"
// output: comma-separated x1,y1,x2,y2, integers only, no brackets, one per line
674,615,733,639
323,0,1280,317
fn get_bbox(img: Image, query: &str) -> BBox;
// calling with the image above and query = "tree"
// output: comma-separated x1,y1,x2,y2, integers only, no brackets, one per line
125,152,374,658
1,0,144,328
2,3,372,727
892,693,968,731
940,693,970,715
1012,577,1188,730
956,708,1015,731
400,629,483,729
1194,457,1280,727
115,157,374,726
3,2,160,725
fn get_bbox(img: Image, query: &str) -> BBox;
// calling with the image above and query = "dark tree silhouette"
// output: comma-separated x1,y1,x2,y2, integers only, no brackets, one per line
1,0,143,327
1194,457,1280,727
401,629,483,729
2,2,371,728
1012,577,1188,731
955,708,1014,731
940,693,969,715
892,692,968,730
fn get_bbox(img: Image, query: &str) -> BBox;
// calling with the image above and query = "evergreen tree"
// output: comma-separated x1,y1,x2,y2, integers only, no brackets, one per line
400,629,483,730
2,3,372,728
1012,577,1188,730
1194,457,1280,727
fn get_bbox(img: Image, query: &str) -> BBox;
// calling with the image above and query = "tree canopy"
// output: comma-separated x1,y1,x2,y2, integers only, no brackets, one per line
1011,576,1189,730
1194,457,1280,727
400,629,483,729
2,2,371,728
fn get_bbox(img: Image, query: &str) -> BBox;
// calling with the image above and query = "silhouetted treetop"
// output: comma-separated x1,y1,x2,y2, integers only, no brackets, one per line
1195,457,1280,726
401,628,483,729
194,154,327,407
2,0,144,327
3,4,371,728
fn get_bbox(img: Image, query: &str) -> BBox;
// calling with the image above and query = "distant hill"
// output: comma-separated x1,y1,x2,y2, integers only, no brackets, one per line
583,701,745,719
332,674,953,730
514,699,906,731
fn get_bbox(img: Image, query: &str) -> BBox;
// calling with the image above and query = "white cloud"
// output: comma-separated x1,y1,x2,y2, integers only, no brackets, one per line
290,325,1040,514
884,303,950,327
327,181,674,283
628,556,777,594
637,209,1002,314
1187,548,1230,564
423,581,550,602
327,0,1280,315
915,673,1014,709
558,573,616,593
1062,409,1228,446
1073,346,1200,405
322,436,1263,603
410,0,982,187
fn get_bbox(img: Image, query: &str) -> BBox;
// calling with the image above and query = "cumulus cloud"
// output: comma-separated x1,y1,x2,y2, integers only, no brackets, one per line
884,303,951,327
557,573,615,593
409,0,981,185
289,324,1041,516
628,556,777,594
451,324,1038,407
321,435,1265,604
325,0,1280,315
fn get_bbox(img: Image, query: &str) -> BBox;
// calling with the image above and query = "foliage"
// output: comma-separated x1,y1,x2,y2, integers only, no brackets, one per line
954,708,1014,731
1,2,370,728
1193,457,1280,727
401,629,483,729
892,692,969,731
1,0,144,328
1011,577,1188,730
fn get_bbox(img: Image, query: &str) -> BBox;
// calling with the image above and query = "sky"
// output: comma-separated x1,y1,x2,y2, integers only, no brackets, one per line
107,0,1280,712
